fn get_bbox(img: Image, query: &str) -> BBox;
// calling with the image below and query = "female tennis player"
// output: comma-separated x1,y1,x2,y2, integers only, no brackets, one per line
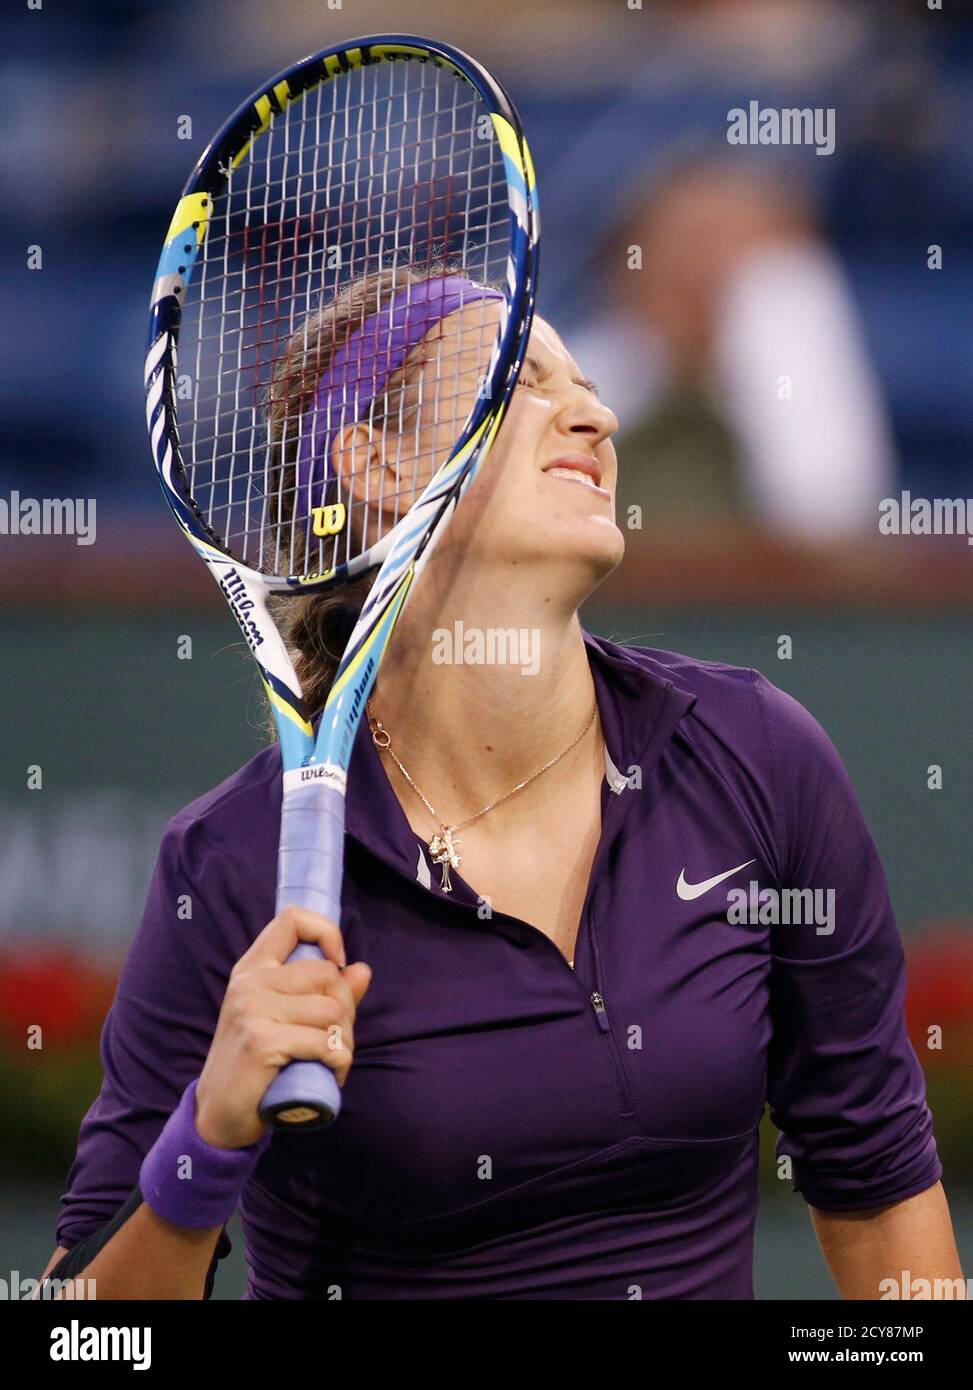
44,268,963,1300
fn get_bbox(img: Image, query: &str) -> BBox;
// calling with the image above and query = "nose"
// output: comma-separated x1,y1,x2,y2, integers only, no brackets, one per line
554,386,619,451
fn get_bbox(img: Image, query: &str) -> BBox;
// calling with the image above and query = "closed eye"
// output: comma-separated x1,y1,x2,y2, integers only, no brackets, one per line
515,370,598,396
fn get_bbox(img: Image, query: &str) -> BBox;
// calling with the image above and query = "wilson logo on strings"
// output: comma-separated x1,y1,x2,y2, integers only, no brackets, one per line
311,503,346,537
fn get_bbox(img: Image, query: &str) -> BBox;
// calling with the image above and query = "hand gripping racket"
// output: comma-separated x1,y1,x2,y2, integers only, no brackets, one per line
144,36,538,1129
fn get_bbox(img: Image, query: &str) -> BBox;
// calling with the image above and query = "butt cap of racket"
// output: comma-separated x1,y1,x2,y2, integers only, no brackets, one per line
259,1059,342,1130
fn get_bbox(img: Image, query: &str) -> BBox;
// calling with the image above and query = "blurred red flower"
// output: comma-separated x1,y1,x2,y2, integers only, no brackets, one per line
0,948,116,1049
904,921,973,1054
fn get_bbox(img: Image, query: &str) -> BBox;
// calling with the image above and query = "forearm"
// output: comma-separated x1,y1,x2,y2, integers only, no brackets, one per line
44,1200,222,1301
811,1182,966,1300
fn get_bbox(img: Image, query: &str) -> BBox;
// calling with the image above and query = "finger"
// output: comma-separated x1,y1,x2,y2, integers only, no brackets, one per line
238,905,348,971
262,963,359,1021
342,961,373,1005
249,957,349,999
253,984,356,1043
259,1022,355,1081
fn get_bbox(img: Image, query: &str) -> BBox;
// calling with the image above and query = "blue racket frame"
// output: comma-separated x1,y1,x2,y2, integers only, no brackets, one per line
145,34,539,1128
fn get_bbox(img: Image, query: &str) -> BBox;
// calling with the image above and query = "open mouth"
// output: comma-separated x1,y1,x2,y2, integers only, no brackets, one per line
546,467,603,491
543,455,609,496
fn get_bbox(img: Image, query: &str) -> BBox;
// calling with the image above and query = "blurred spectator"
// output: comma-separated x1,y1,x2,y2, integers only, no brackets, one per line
574,160,896,538
2,0,972,506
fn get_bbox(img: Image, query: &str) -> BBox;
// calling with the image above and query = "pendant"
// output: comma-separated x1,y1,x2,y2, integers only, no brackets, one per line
428,825,461,892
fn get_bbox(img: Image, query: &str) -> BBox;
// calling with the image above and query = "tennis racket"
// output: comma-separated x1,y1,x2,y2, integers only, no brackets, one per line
144,35,538,1129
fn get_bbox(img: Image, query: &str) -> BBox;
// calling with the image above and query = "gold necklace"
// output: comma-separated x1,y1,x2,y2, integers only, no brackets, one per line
367,699,598,893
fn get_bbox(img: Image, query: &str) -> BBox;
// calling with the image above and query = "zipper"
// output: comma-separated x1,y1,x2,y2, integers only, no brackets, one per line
365,803,641,1118
587,910,638,1118
589,991,610,1033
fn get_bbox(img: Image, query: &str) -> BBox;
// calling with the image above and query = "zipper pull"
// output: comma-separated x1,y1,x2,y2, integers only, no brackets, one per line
589,991,610,1033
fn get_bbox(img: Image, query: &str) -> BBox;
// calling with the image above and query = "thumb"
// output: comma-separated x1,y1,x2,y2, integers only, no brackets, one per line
342,960,372,1003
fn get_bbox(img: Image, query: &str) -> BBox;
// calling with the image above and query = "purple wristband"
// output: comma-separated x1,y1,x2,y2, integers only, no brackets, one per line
139,1079,271,1229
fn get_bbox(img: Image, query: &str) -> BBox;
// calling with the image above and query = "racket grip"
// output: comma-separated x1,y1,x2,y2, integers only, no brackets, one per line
276,776,345,923
259,777,347,1130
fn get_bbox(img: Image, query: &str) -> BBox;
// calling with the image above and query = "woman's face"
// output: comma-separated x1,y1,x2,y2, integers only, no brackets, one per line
335,302,624,585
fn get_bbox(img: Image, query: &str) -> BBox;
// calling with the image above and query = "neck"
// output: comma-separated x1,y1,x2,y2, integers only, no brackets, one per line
369,560,600,825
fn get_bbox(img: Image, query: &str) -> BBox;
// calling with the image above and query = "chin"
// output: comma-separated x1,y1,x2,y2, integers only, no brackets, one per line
530,510,625,580
580,521,626,586
570,509,625,562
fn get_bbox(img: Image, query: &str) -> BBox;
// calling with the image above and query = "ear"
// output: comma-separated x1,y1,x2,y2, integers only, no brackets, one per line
329,421,399,517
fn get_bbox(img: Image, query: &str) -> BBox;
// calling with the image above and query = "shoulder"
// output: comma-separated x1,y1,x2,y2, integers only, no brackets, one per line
589,633,852,859
593,632,827,758
605,637,871,884
159,741,282,889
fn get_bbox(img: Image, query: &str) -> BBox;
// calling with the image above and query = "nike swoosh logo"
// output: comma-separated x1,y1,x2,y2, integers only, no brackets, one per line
676,860,756,901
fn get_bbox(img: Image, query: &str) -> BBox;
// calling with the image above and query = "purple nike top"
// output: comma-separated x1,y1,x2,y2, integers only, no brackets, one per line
57,633,941,1299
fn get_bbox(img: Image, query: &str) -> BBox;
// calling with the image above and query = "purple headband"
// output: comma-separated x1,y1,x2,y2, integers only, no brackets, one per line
296,274,505,520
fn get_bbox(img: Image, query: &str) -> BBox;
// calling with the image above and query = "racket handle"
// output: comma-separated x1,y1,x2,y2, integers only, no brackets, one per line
259,777,347,1131
259,1052,342,1131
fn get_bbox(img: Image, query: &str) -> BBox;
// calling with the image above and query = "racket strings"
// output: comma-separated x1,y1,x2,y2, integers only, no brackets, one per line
264,295,499,570
179,56,508,579
195,102,495,207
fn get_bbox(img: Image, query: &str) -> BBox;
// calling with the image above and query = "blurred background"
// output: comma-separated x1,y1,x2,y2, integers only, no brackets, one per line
2,0,972,1298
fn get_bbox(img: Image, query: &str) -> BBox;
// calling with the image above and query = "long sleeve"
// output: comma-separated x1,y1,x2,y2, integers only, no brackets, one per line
56,811,269,1288
758,674,942,1211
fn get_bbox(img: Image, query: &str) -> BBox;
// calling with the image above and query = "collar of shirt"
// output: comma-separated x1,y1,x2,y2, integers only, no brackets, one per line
341,629,698,901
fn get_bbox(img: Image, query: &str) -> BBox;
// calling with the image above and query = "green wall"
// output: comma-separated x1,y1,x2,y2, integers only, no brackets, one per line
1,603,970,946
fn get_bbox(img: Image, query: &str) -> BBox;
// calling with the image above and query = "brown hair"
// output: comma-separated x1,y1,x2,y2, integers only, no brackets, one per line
266,261,448,719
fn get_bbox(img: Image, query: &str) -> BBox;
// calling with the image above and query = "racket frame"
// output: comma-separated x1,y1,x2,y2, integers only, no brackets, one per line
145,33,539,1128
